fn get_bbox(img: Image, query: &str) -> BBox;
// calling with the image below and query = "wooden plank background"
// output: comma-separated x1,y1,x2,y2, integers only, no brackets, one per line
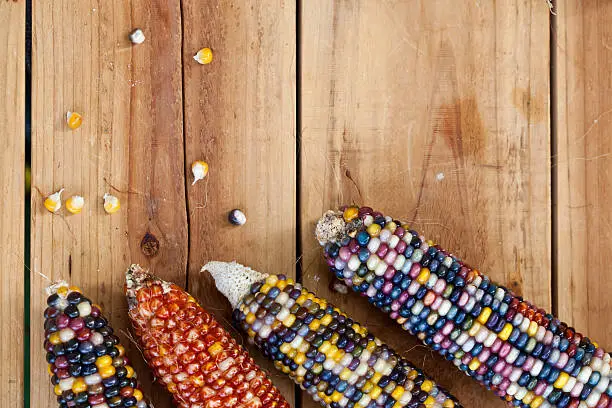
0,1,25,407
0,0,606,407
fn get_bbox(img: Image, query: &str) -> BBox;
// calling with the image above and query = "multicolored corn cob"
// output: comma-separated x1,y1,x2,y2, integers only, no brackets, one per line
315,206,612,408
205,261,462,408
124,265,290,408
44,282,149,408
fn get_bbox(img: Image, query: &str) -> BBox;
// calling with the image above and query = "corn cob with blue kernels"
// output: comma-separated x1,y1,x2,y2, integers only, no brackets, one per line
315,206,612,408
204,261,463,408
44,281,150,408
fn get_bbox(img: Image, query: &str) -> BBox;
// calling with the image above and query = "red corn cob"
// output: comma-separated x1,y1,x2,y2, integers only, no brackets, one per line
124,264,290,408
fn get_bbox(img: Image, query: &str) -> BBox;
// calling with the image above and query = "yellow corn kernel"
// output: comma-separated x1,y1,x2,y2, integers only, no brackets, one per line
421,380,434,393
191,160,209,185
333,349,345,362
553,372,569,389
424,396,436,407
385,221,397,233
49,332,61,345
193,47,213,64
339,368,351,381
309,320,321,331
527,321,539,337
362,381,374,393
245,312,256,324
327,345,338,358
72,378,87,393
499,323,513,341
68,286,81,293
477,307,492,325
54,384,62,396
95,355,113,368
366,341,376,352
279,343,291,354
468,358,481,371
287,349,297,359
208,342,224,356
260,284,271,294
47,364,53,375
66,112,83,129
125,365,135,378
282,314,296,327
443,401,455,408
522,391,535,404
44,189,64,213
367,223,381,237
343,206,359,222
331,391,343,403
530,396,544,408
371,372,382,384
99,365,116,379
133,389,143,402
65,195,85,214
370,385,382,399
294,352,306,365
296,294,307,305
391,386,405,401
320,314,332,326
103,193,120,214
276,280,287,291
330,333,340,344
319,341,331,354
116,344,125,356
416,268,431,285
468,322,482,337
56,285,69,297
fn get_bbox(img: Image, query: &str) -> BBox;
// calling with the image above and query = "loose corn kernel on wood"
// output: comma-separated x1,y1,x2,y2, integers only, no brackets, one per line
206,261,462,408
65,195,84,214
191,160,209,185
317,207,612,408
44,188,64,213
66,112,83,130
125,265,290,408
102,193,120,214
44,281,150,408
193,47,213,64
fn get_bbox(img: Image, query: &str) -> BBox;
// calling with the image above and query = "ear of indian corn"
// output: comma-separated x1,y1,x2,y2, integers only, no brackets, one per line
44,281,150,408
205,261,462,408
315,207,612,408
124,265,290,408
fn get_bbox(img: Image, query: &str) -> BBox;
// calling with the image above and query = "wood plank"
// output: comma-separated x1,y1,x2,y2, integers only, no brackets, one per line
30,1,186,407
300,1,550,407
0,1,25,406
182,0,296,404
555,1,612,349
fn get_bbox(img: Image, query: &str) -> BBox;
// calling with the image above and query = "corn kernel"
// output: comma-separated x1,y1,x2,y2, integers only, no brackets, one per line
72,378,87,393
367,223,382,237
44,188,64,213
421,380,434,393
194,47,213,64
95,355,113,368
66,112,83,129
54,384,62,396
530,396,544,407
424,396,436,407
477,307,492,325
416,268,431,285
499,323,513,341
553,371,569,389
343,206,359,222
133,389,143,402
65,195,85,214
99,365,116,379
49,332,61,345
103,193,120,214
125,365,135,378
208,342,224,356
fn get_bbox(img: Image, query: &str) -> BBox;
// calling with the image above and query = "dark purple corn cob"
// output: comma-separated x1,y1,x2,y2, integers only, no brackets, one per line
316,207,612,408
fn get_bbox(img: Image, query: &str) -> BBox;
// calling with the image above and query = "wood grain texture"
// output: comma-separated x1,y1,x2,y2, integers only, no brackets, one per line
182,0,297,403
300,1,550,407
30,1,186,407
555,1,612,349
0,1,25,406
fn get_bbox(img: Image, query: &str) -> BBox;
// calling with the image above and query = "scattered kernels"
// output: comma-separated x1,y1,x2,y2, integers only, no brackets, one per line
103,193,120,214
65,195,85,214
44,188,64,213
66,112,83,129
191,160,209,185
129,28,145,44
193,48,213,64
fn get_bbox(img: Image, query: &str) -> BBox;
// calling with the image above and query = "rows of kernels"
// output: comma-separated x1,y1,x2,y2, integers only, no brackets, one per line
127,275,290,408
44,285,148,408
320,206,612,408
233,274,462,408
